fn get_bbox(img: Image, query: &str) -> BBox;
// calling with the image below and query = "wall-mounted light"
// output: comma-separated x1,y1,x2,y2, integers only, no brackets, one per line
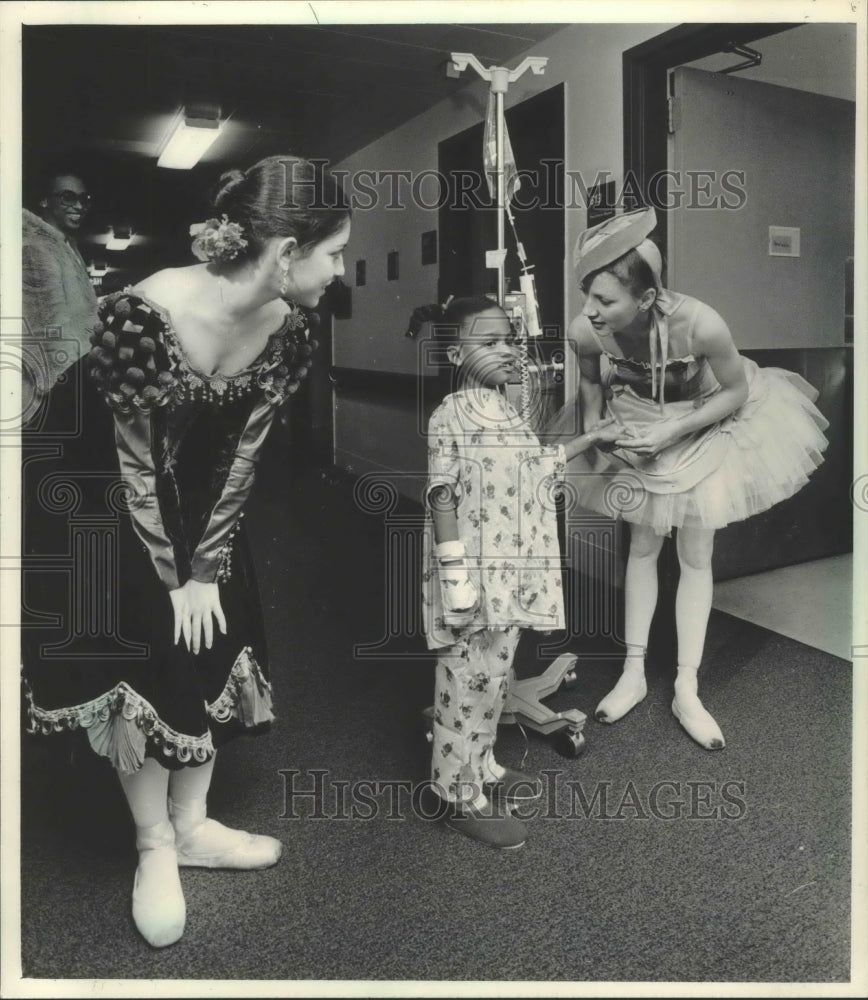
157,105,223,169
106,227,132,251
88,261,109,288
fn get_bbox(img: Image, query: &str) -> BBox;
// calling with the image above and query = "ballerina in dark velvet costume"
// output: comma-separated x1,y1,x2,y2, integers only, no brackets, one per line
22,155,351,947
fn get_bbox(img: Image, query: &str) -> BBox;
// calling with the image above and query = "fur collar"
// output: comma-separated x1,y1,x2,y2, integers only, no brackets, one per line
23,207,75,247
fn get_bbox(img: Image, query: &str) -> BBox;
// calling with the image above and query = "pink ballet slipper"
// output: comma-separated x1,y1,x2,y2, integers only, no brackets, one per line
170,800,282,870
672,665,725,750
132,820,186,947
595,662,647,723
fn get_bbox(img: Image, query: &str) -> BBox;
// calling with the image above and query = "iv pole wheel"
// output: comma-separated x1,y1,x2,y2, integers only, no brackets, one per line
422,705,435,743
553,728,586,758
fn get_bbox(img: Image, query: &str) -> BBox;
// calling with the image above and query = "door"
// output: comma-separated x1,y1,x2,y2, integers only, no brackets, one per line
278,294,334,469
667,65,854,577
668,66,854,350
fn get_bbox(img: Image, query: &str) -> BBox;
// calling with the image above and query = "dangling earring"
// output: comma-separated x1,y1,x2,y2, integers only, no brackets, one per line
279,267,290,298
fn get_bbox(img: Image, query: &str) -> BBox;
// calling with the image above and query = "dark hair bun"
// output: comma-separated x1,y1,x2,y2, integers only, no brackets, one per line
213,169,248,211
198,156,350,273
406,302,444,339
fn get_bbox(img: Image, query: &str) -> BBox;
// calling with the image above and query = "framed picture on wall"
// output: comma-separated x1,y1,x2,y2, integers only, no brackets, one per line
421,230,437,265
387,250,399,281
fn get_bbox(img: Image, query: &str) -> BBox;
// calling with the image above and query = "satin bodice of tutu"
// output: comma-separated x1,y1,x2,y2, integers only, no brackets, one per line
589,290,720,404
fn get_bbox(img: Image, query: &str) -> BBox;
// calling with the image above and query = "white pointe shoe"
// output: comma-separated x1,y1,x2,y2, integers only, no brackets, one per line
595,666,647,723
672,668,725,750
132,821,186,948
173,817,282,870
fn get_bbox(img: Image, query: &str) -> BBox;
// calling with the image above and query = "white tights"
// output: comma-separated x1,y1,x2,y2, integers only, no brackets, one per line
596,525,724,748
116,753,217,836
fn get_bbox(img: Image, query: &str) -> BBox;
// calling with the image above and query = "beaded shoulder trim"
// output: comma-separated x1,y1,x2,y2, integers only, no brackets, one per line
88,291,178,414
90,290,318,409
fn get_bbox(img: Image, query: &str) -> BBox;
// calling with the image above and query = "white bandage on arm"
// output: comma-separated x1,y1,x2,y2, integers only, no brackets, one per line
435,540,479,614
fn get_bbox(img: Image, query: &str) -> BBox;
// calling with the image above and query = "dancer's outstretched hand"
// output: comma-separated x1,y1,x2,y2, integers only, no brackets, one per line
170,580,227,654
615,420,681,457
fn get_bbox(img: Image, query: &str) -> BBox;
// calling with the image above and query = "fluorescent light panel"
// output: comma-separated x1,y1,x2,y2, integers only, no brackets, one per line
106,227,132,251
158,115,223,169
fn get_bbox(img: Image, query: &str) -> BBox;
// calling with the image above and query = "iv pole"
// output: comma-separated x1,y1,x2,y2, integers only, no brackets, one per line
447,53,548,306
422,52,587,759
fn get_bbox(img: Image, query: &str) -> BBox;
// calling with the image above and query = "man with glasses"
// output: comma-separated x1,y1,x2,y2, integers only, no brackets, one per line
22,167,99,406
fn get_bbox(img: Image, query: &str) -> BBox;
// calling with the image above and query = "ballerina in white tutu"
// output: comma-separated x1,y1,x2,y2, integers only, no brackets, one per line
558,207,829,749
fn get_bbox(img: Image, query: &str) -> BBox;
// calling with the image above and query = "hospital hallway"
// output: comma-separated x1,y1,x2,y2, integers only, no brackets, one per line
18,431,853,984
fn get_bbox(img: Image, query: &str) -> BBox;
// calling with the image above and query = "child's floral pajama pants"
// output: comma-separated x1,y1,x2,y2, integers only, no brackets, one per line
430,626,520,803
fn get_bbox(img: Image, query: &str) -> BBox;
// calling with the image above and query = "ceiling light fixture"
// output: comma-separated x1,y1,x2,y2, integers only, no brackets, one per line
157,105,223,169
106,226,132,251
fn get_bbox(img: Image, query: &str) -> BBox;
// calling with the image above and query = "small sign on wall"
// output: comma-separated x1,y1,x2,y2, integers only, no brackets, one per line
768,226,801,257
587,179,616,227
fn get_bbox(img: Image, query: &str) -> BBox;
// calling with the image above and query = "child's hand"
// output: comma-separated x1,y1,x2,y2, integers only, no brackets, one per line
435,540,480,614
583,417,622,452
591,418,622,447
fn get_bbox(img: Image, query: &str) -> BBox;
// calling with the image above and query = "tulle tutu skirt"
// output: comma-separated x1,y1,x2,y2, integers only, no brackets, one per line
570,358,829,535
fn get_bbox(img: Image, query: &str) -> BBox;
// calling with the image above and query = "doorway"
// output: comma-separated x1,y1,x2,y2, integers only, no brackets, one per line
623,24,854,580
437,84,565,336
622,23,797,264
278,294,335,469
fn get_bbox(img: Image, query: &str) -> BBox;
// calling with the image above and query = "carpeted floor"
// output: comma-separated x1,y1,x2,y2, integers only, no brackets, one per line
18,438,853,985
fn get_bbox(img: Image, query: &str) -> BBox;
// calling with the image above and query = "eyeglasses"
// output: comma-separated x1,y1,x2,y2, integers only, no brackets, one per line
51,190,92,208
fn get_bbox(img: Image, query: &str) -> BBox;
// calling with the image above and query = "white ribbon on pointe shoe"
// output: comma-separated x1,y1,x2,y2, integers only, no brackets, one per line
174,818,282,869
132,821,186,948
671,694,725,750
594,667,647,723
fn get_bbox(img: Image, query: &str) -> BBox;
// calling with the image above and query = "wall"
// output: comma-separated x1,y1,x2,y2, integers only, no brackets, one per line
330,21,672,488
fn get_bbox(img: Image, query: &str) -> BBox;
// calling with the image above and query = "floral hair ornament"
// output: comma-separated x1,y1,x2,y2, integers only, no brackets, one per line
189,215,249,263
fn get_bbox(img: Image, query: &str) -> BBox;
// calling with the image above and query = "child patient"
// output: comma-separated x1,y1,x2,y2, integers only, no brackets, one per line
421,296,619,849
